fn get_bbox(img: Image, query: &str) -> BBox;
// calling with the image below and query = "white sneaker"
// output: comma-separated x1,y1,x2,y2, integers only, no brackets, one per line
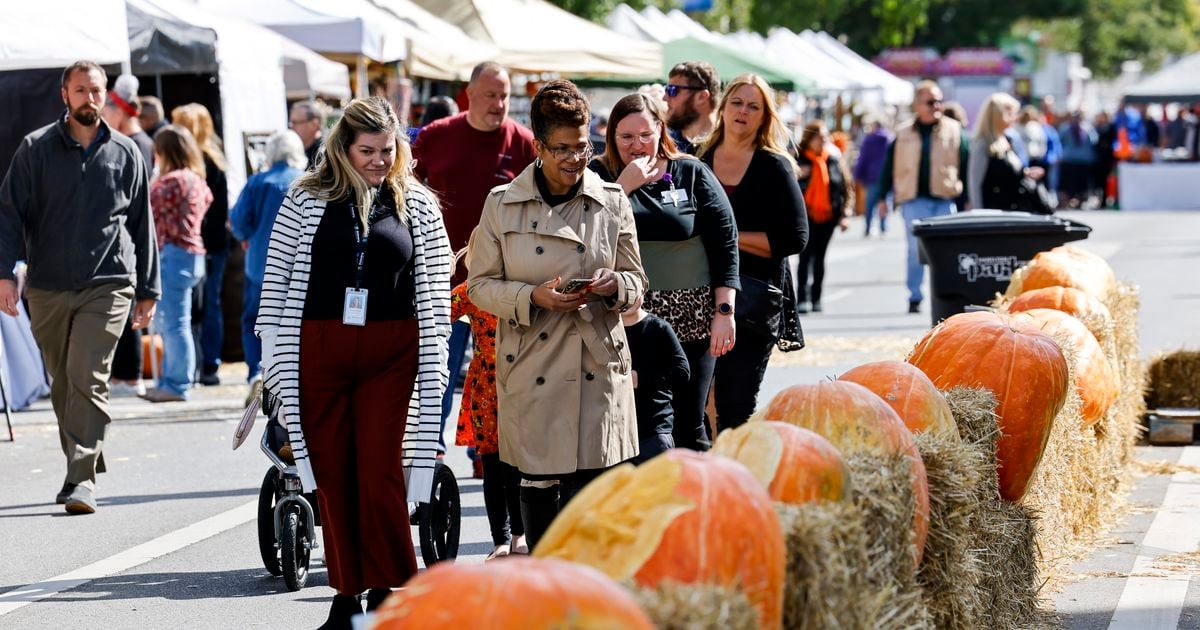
110,381,146,398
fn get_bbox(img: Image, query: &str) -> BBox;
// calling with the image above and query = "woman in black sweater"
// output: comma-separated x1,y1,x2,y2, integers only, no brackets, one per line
697,73,808,434
968,92,1046,211
589,93,739,451
795,120,851,313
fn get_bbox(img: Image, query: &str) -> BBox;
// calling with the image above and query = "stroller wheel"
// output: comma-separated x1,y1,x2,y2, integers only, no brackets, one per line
257,468,282,576
419,462,461,566
280,506,310,591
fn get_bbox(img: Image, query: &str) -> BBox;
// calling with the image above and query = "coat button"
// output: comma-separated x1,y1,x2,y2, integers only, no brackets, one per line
538,332,548,340
535,246,544,255
532,220,538,228
506,354,515,363
616,340,624,350
576,244,585,253
508,319,517,327
585,372,595,381
536,376,545,385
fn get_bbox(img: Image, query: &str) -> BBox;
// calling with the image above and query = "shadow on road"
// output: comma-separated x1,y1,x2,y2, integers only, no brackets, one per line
0,488,255,516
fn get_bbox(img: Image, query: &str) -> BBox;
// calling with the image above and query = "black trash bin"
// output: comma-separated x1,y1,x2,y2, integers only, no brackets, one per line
912,210,1092,326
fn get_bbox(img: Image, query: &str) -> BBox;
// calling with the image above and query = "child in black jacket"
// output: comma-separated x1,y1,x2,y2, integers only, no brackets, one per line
622,294,691,463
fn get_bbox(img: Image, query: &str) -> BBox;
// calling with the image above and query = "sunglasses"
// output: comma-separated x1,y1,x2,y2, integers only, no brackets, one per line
664,84,704,98
925,99,944,107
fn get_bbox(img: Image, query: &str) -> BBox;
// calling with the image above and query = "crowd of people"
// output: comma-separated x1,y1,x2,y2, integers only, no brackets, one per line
4,55,1198,630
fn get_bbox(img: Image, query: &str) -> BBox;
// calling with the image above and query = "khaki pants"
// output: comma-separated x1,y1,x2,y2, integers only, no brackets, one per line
26,284,134,491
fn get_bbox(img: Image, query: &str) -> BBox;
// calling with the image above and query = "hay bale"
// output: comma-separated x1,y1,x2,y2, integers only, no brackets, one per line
775,502,882,629
1021,281,1142,590
943,387,1041,628
913,432,988,629
630,581,758,630
1147,349,1200,409
846,453,931,629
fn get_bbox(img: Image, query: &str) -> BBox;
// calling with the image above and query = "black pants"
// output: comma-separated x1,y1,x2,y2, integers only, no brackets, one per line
797,219,837,305
672,338,716,452
481,452,524,547
632,433,675,465
519,468,608,550
713,325,776,435
110,305,141,381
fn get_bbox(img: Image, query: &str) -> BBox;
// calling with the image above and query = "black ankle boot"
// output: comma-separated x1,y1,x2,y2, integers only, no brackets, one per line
365,588,391,612
317,593,360,630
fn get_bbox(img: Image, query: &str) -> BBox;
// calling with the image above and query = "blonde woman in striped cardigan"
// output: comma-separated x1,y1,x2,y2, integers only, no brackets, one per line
256,97,451,628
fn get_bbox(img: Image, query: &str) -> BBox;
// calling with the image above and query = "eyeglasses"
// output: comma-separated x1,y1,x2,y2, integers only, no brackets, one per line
288,117,313,128
925,99,944,107
545,144,594,162
664,84,704,98
616,131,658,146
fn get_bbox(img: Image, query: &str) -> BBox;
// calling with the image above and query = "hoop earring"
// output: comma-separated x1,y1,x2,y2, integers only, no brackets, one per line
534,156,543,169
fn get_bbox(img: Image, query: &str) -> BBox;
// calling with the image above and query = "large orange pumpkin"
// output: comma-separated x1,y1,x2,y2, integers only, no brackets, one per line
1007,286,1112,322
908,311,1069,501
535,450,785,630
1010,308,1118,426
839,360,958,439
758,381,929,566
712,421,849,505
371,557,654,629
1011,245,1115,300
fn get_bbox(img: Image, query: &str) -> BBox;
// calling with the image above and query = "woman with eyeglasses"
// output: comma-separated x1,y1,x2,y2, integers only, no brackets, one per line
696,73,808,435
588,93,738,454
467,79,647,548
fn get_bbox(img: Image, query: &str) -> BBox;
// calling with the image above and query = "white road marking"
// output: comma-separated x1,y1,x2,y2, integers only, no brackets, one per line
1109,446,1200,629
0,500,256,616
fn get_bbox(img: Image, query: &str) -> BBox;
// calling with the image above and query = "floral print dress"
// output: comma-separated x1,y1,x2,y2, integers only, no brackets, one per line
451,283,499,454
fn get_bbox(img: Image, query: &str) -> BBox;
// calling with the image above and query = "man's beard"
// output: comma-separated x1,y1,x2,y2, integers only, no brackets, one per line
668,99,700,131
71,104,100,126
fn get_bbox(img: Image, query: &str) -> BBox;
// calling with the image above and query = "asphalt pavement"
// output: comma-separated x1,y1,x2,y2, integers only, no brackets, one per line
1,210,1197,629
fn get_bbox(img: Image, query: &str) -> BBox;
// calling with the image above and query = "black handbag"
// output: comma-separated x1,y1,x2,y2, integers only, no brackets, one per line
1018,177,1056,214
735,274,784,339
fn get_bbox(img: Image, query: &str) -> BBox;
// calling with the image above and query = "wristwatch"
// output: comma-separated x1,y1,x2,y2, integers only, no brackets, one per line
716,302,734,316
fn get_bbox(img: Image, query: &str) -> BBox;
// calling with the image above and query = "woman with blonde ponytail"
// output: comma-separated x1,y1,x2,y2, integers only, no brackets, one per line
256,97,451,628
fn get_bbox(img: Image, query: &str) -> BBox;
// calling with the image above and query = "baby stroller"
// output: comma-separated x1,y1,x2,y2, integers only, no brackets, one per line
239,391,462,592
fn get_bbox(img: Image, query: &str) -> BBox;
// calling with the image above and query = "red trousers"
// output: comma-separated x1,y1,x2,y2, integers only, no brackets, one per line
300,319,419,594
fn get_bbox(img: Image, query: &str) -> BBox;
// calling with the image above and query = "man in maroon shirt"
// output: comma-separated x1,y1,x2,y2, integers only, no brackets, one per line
412,61,536,453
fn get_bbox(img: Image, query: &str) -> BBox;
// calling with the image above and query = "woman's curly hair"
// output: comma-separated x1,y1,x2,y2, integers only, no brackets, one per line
530,79,590,142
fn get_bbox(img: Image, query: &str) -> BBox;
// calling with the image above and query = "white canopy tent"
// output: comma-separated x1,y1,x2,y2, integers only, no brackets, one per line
415,0,660,78
131,0,290,202
0,1,130,71
638,6,688,41
605,3,671,44
664,9,722,44
763,28,860,92
198,0,409,63
370,0,499,81
278,37,353,101
800,30,912,105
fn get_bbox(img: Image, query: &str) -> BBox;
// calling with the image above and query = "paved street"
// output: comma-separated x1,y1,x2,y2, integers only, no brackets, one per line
1,210,1197,629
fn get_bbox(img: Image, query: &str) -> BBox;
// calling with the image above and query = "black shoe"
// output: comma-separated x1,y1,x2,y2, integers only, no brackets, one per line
317,594,361,630
811,302,823,313
908,300,921,314
199,371,221,386
365,588,391,612
64,485,96,515
56,482,76,505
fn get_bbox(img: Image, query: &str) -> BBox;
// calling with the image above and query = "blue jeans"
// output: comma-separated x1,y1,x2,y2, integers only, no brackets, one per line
439,319,471,452
200,249,229,373
156,244,206,397
902,197,956,303
242,278,262,381
863,183,890,235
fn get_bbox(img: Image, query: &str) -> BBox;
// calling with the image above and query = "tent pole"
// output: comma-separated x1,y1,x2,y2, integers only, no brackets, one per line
356,55,368,99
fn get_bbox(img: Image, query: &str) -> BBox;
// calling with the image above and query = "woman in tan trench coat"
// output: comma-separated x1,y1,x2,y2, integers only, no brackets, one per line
467,80,647,548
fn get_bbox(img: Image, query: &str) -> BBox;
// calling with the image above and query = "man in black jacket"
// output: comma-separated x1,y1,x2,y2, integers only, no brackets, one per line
0,61,161,515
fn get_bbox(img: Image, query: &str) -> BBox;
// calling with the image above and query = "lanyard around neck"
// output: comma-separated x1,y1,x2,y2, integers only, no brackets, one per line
349,202,370,289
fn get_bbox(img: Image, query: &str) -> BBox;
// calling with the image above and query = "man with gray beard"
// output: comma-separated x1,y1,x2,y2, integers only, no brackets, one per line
663,61,720,155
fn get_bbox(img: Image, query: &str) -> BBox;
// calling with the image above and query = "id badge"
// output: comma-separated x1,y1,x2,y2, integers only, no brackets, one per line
660,188,690,205
343,288,368,326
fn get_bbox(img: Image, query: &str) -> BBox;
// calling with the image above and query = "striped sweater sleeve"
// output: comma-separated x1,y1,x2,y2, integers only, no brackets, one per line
402,186,452,502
